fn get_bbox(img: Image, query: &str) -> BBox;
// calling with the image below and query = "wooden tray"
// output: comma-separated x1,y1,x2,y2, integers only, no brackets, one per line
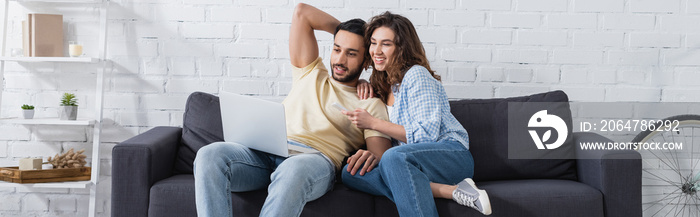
0,167,91,183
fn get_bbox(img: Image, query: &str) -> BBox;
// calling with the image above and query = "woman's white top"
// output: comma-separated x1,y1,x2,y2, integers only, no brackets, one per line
386,105,394,122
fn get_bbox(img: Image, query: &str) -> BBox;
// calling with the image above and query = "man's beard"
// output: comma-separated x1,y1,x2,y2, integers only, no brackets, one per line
330,61,363,83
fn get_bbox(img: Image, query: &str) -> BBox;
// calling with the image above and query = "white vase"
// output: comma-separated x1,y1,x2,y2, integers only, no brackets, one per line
59,106,77,120
22,109,34,119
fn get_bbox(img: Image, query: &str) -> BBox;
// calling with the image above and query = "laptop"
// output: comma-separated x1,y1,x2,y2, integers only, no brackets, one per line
219,91,319,157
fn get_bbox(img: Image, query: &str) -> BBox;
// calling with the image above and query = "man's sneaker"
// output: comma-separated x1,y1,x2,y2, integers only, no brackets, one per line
452,178,492,215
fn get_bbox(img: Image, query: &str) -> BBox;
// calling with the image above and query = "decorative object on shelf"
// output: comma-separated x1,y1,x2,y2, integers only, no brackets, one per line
10,48,23,57
19,158,42,170
0,166,91,184
22,13,63,57
46,148,87,169
21,104,34,119
68,41,83,57
59,93,77,120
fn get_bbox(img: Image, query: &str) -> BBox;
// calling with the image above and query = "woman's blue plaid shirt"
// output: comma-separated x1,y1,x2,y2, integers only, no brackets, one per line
389,65,470,149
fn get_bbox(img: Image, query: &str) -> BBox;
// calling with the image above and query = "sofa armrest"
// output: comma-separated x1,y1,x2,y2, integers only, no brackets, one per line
574,132,641,217
112,126,183,217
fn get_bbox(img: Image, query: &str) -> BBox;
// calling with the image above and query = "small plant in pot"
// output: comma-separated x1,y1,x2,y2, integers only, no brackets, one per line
21,104,34,119
59,93,78,120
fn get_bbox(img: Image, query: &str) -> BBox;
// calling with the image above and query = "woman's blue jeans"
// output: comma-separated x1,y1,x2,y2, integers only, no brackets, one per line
342,141,474,217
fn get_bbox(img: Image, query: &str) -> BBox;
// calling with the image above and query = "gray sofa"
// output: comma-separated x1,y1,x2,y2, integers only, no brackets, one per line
112,90,641,217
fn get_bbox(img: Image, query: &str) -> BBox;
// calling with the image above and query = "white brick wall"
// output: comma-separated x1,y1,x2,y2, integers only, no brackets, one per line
606,88,661,102
0,127,30,141
505,68,533,83
162,42,213,57
573,0,624,12
442,48,491,62
223,80,275,95
395,11,429,26
418,28,456,43
477,67,505,82
239,24,290,40
462,30,511,45
349,0,399,9
434,12,485,26
155,5,205,22
166,78,219,93
22,194,49,211
664,50,700,65
516,30,567,46
495,49,548,64
607,50,659,65
0,142,7,158
629,33,682,48
551,50,603,65
555,87,605,101
49,197,77,212
406,0,455,9
10,142,62,158
462,0,512,11
573,32,624,48
603,14,655,30
210,7,261,22
215,43,268,58
0,195,21,211
547,14,597,29
182,24,235,39
630,0,681,13
118,111,170,127
533,67,560,83
491,13,541,28
517,0,567,12
450,67,476,82
3,0,700,216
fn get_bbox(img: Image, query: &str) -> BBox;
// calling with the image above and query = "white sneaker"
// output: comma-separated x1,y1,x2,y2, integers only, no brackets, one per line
452,178,492,215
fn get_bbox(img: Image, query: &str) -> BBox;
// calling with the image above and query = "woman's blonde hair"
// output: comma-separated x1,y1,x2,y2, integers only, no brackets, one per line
366,11,440,104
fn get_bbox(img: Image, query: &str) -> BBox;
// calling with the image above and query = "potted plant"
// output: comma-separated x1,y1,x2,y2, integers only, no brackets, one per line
21,104,34,119
59,93,78,120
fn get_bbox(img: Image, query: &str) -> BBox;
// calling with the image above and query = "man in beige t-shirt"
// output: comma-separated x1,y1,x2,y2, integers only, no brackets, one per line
194,3,392,217
283,56,388,170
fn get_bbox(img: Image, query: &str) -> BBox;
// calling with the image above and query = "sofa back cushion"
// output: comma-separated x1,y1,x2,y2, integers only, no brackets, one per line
449,90,577,182
174,91,577,180
174,92,225,174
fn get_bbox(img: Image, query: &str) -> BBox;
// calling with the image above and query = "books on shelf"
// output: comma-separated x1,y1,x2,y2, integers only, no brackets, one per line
22,13,64,57
22,20,29,56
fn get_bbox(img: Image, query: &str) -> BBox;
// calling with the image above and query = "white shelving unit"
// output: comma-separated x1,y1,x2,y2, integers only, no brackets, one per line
0,180,91,188
0,56,99,62
0,117,96,125
0,1,108,217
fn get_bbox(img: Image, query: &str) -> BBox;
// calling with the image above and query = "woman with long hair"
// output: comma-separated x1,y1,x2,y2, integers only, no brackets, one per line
342,12,491,216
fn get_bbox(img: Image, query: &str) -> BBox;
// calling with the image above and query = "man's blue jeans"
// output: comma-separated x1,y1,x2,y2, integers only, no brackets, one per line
342,141,474,217
194,141,335,217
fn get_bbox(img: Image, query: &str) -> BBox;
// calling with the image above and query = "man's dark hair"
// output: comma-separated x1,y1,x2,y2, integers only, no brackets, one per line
334,18,366,37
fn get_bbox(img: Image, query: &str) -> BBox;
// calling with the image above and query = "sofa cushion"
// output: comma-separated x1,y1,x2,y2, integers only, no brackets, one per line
476,179,603,216
300,184,376,217
149,174,375,217
373,179,603,217
175,92,225,174
231,184,377,217
149,175,197,217
450,90,577,181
